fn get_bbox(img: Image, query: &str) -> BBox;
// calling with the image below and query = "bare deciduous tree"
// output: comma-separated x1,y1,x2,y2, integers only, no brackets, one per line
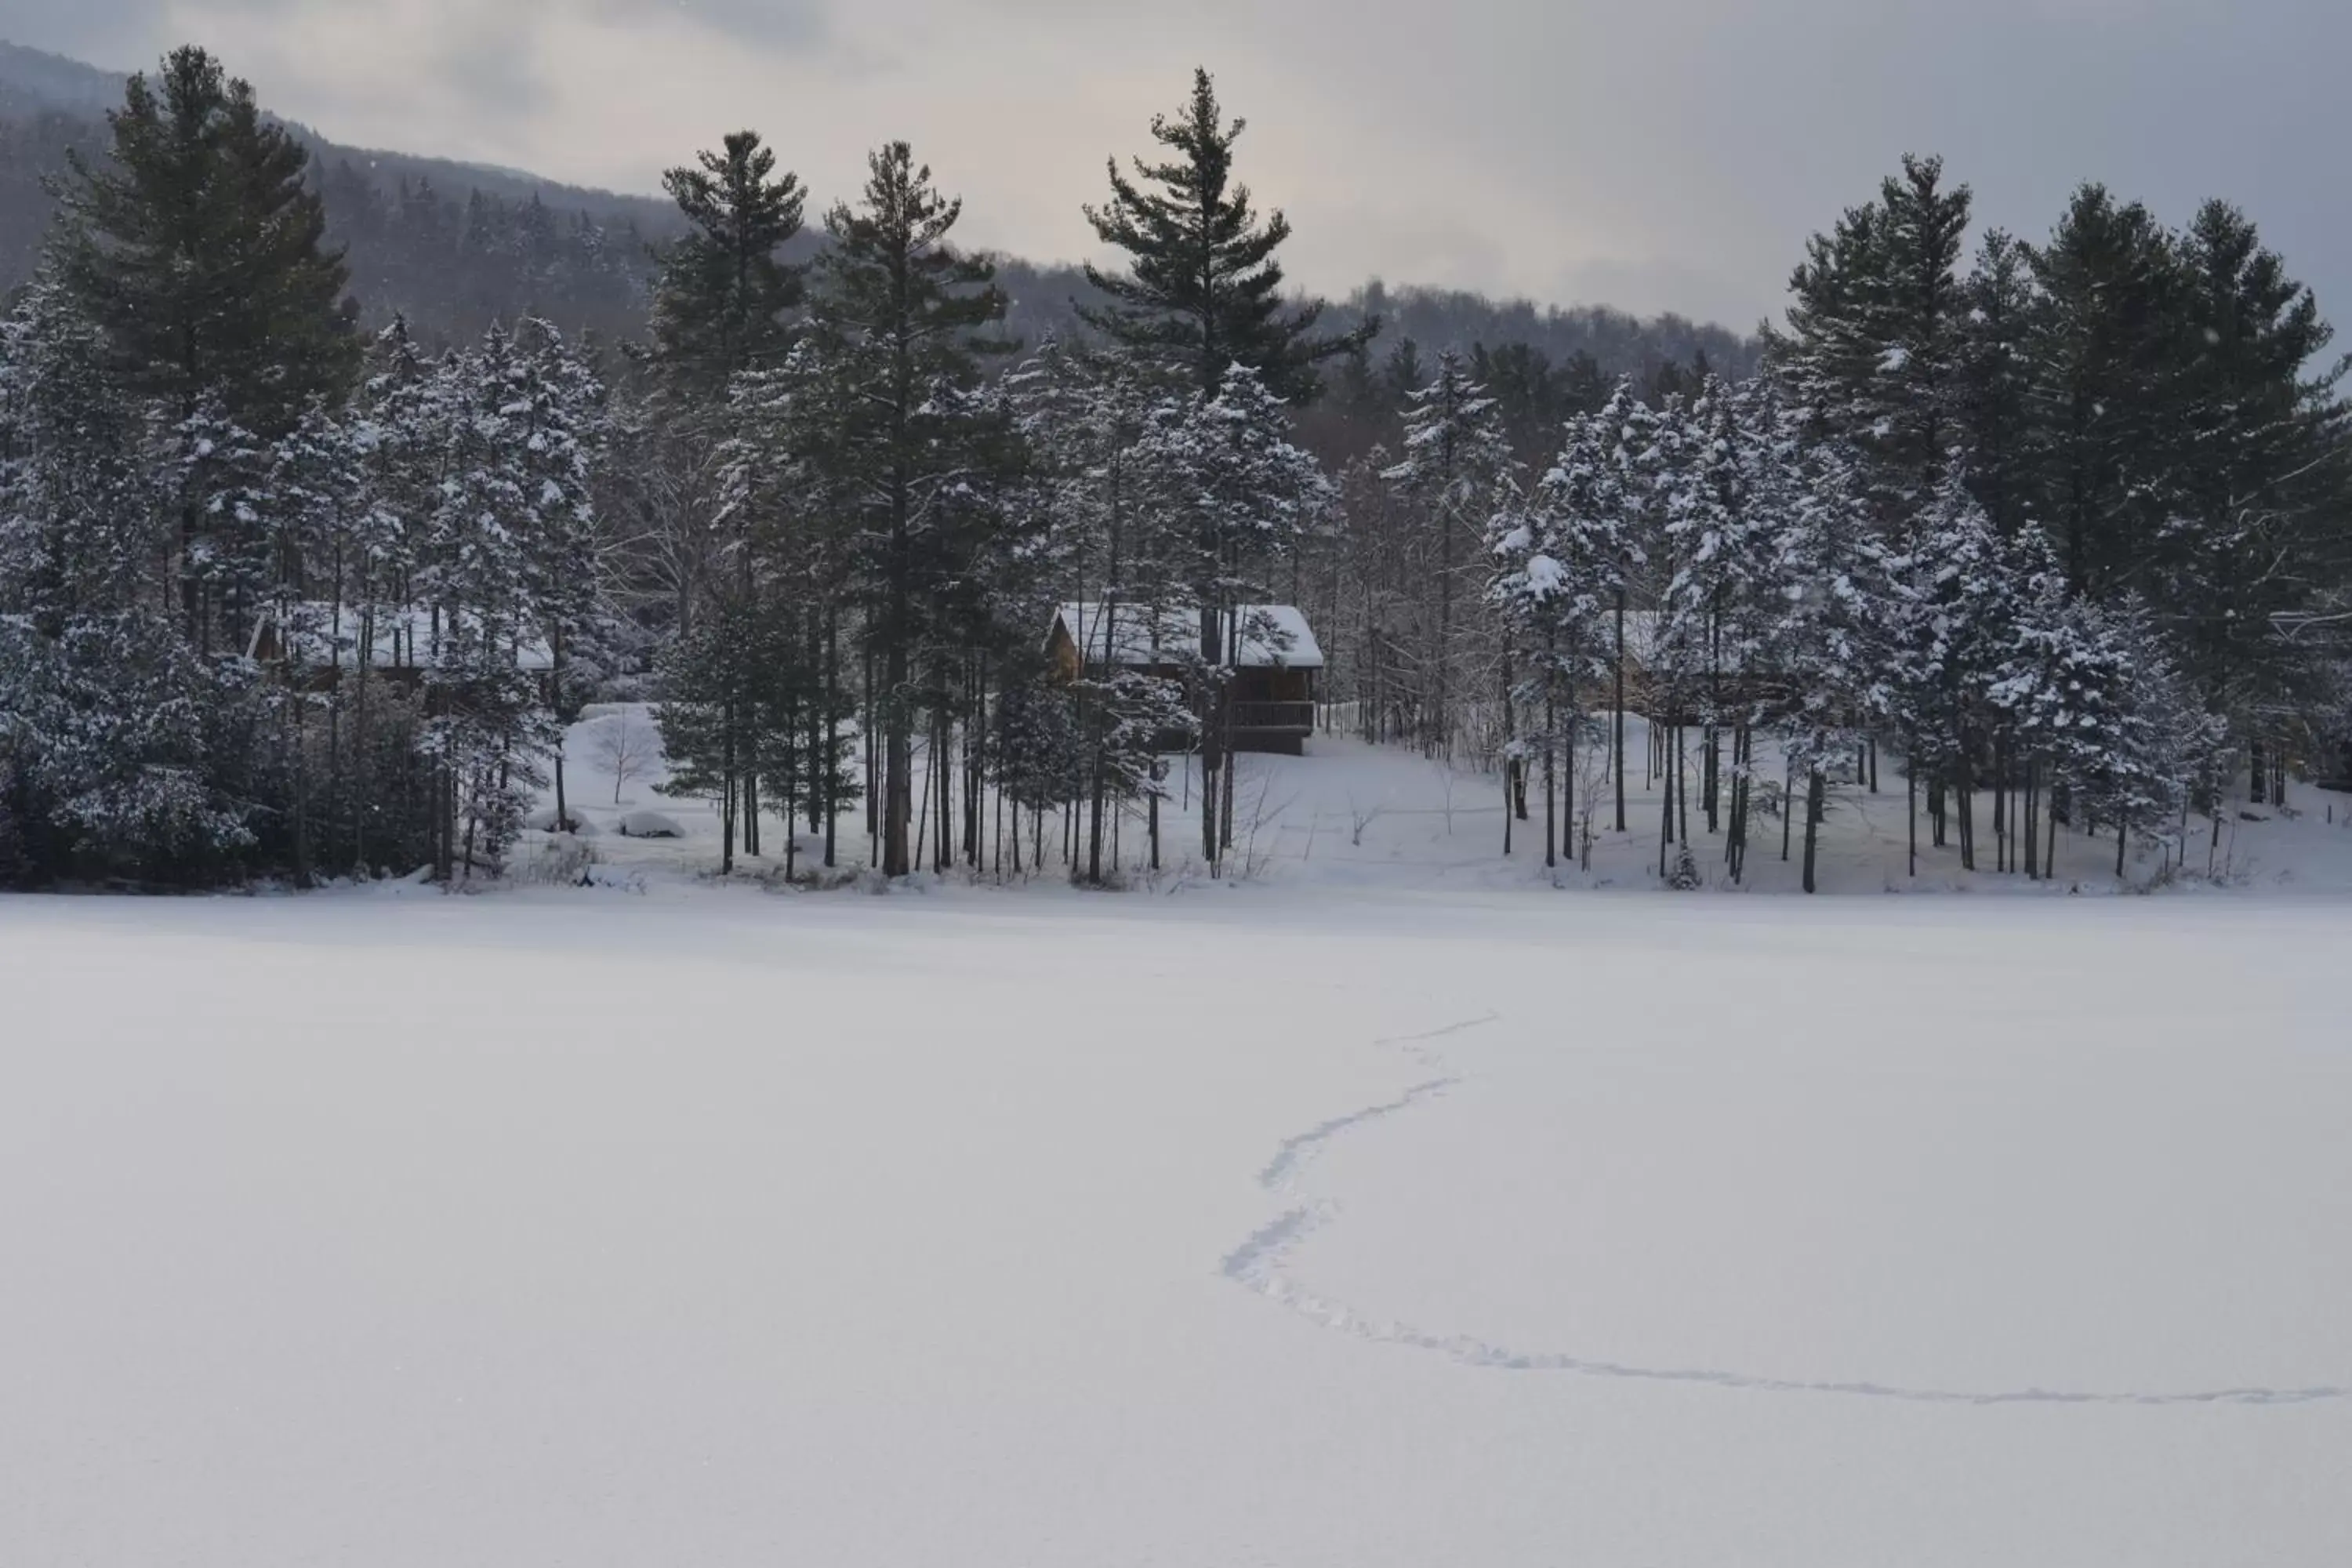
593,711,658,806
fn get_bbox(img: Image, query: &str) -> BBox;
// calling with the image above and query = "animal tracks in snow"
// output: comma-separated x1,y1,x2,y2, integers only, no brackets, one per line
1220,1011,2348,1409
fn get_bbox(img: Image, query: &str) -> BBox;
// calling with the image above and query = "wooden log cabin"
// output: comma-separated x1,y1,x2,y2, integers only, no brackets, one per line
1046,602,1325,756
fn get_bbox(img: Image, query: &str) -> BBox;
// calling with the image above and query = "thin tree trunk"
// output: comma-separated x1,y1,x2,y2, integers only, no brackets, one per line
720,697,737,876
2024,755,2040,884
1542,681,1556,870
825,604,840,869
1782,753,1795,863
1660,705,1675,880
1955,739,1977,873
1802,768,1825,894
1676,723,1690,848
1613,591,1627,833
1907,745,1918,880
353,604,373,875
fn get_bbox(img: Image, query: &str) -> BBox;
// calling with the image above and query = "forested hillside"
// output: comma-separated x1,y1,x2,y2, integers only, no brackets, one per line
0,39,1749,379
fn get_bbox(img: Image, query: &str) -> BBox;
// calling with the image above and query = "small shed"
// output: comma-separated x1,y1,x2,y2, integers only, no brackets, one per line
1046,601,1325,755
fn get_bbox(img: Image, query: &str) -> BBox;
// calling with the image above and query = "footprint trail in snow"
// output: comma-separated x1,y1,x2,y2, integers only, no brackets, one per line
1220,1011,2348,1408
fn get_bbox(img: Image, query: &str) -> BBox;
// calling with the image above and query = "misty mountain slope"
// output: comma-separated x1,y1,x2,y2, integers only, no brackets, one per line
0,38,684,228
0,38,1756,372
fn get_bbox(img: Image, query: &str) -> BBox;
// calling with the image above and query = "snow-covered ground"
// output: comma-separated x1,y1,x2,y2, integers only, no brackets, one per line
5,887,2350,1566
547,703,2352,897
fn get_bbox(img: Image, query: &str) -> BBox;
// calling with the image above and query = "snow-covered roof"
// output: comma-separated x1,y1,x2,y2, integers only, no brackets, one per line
258,604,555,672
1052,602,1324,671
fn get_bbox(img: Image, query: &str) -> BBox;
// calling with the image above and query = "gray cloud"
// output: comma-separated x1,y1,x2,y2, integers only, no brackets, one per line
6,0,2350,335
0,0,169,62
578,0,829,46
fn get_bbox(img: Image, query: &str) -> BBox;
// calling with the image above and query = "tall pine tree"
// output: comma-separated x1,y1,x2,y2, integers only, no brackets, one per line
1082,68,1370,403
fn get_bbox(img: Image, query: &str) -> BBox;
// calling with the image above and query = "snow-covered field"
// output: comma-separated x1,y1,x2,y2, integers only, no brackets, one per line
5,887,2349,1566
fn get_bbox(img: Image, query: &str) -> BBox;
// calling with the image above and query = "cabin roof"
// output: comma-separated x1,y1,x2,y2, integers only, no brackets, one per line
1051,602,1324,671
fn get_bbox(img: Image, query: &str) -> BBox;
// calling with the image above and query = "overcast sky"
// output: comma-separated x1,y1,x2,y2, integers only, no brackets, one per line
7,0,2350,334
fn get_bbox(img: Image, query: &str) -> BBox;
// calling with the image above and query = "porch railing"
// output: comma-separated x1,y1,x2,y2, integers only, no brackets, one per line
1229,701,1316,733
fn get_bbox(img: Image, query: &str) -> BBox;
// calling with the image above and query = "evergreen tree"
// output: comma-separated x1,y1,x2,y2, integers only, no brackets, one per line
808,141,1011,877
417,325,561,879
649,130,808,397
2021,185,2182,598
1083,68,1371,402
1955,230,2038,538
653,588,768,875
1764,444,1889,892
1490,405,1625,867
53,46,358,437
0,609,250,883
507,318,608,836
1383,349,1512,756
1771,154,1970,524
0,275,154,626
2160,201,2345,767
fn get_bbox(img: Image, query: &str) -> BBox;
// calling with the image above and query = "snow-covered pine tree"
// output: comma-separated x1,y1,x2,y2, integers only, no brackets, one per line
0,276,155,629
507,318,608,837
0,277,250,884
1878,471,2025,875
339,319,442,874
417,325,561,880
0,610,251,884
2074,595,2232,879
1764,443,1892,893
1610,385,1711,873
1382,349,1512,760
1490,404,1624,867
718,337,866,868
1591,380,1655,833
254,406,372,881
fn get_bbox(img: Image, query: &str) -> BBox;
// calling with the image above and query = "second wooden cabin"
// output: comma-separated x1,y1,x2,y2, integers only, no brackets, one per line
1046,602,1325,756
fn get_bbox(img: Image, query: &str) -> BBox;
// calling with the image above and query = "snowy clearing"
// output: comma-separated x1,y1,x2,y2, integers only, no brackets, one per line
5,889,2350,1566
546,704,2352,898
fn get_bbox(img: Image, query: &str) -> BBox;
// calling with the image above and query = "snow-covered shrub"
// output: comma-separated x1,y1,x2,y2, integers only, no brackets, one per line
510,833,598,887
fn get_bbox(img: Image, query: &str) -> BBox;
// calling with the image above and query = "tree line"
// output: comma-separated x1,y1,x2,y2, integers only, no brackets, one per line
2,49,2344,891
1336,154,2349,889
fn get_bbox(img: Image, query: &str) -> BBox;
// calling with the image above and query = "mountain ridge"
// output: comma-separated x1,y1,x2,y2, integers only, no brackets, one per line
0,38,1759,379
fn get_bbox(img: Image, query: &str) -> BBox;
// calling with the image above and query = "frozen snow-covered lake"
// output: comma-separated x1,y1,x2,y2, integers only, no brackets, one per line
5,889,2350,1566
